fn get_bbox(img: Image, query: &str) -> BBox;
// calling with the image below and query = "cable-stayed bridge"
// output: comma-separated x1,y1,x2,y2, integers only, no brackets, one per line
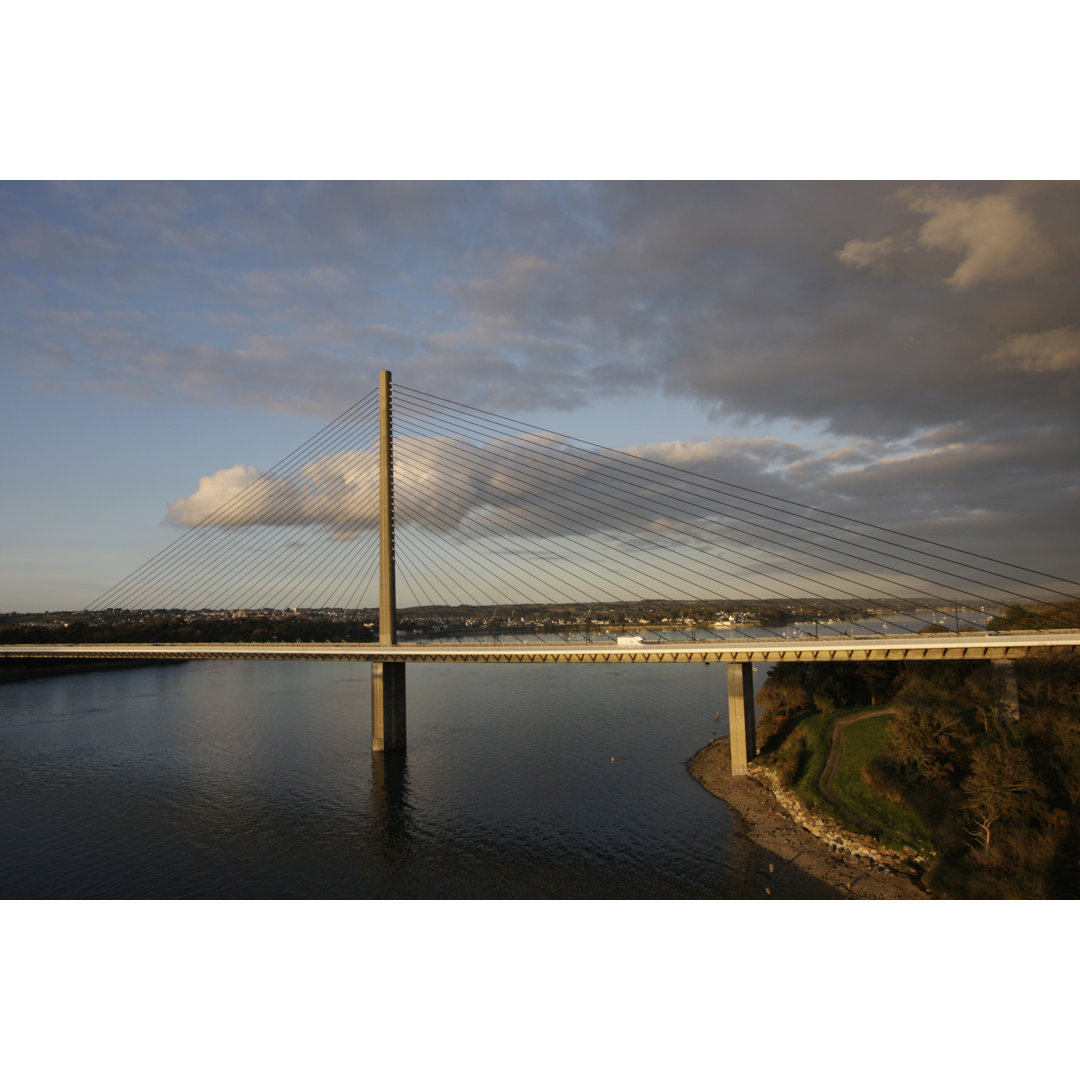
5,372,1080,773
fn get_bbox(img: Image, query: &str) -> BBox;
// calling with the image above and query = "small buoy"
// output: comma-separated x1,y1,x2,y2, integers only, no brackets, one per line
769,864,774,874
765,887,771,896
611,757,614,763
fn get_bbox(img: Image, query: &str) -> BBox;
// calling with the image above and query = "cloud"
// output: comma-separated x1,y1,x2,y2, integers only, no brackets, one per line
166,420,1076,556
9,181,1077,435
906,189,1054,288
625,434,808,474
165,454,382,535
837,187,1056,289
462,254,556,324
165,464,278,526
166,430,813,549
165,437,493,537
835,235,909,271
990,326,1080,372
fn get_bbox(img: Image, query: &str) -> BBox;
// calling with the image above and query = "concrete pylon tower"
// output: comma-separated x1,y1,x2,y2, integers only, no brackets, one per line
371,369,406,752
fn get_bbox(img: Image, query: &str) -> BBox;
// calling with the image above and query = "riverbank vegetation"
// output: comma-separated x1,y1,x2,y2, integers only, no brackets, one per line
754,616,1080,898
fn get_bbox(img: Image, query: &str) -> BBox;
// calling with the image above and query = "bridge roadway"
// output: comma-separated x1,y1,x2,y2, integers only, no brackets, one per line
3,628,1079,664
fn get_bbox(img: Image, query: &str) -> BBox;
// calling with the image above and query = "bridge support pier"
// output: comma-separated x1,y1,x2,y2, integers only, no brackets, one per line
727,661,756,776
372,661,407,752
991,658,1021,725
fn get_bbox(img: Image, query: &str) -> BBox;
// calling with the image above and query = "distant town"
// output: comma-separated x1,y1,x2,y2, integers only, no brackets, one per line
0,598,989,645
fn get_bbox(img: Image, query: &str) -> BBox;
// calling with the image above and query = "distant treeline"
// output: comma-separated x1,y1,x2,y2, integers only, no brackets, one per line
0,613,378,645
988,599,1080,631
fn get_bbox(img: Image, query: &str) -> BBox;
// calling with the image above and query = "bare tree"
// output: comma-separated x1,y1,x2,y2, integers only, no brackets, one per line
961,739,1044,854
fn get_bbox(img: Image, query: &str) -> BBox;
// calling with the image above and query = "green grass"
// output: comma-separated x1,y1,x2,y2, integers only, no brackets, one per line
763,708,940,856
828,715,936,851
790,713,832,811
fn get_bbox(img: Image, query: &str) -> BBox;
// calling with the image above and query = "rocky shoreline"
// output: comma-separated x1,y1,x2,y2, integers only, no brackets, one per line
689,737,934,900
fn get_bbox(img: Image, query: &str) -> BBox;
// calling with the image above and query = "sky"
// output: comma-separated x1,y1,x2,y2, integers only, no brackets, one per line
2,179,1079,611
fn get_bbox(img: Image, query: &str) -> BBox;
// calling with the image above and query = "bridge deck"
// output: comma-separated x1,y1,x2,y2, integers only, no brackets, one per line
3,630,1079,664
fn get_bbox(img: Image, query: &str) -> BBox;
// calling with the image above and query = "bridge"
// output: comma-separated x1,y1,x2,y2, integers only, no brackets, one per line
6,630,1078,665
8,371,1080,774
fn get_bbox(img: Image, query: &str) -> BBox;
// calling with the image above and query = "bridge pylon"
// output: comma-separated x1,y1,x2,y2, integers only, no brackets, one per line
372,369,406,752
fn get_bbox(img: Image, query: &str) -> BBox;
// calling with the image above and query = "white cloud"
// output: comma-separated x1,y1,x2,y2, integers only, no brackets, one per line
907,189,1054,288
836,188,1054,290
834,235,907,271
626,434,805,470
165,465,268,526
990,326,1080,372
164,438,490,537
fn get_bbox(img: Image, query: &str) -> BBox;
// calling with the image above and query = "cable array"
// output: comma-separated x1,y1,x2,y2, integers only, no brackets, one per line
88,391,383,612
88,381,1079,642
384,386,1078,639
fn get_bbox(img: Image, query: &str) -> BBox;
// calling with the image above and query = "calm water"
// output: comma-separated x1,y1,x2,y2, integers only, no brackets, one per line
0,660,838,899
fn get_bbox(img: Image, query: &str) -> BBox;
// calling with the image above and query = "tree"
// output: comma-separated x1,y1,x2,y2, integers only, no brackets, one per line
963,665,1001,734
961,738,1044,854
988,604,1035,631
756,679,809,721
858,662,900,706
886,677,970,785
755,680,810,744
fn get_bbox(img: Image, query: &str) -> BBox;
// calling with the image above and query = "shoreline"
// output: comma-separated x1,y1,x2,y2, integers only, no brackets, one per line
689,737,934,900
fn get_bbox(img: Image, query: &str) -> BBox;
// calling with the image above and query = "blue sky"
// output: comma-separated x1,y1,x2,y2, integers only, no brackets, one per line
3,181,1079,611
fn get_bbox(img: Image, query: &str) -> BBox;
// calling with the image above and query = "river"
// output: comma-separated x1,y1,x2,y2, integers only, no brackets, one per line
0,658,840,898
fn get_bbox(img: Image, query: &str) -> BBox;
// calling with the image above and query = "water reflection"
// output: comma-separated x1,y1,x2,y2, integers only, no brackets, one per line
371,749,412,852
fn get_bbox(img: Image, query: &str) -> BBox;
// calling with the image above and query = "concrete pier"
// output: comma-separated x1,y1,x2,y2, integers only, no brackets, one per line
727,661,756,775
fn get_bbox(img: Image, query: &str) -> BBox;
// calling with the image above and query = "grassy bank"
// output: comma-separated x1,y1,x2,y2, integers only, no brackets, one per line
761,707,936,855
